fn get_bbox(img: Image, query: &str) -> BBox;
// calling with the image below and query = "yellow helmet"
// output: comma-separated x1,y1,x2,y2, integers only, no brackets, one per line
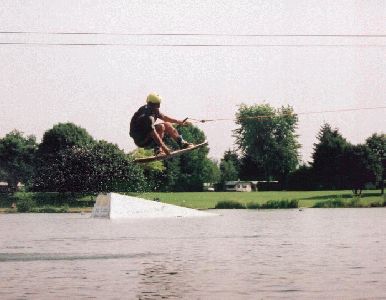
146,93,162,105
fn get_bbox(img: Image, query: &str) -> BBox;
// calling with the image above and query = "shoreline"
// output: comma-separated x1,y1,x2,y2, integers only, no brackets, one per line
1,206,385,214
0,207,93,214
1,190,384,213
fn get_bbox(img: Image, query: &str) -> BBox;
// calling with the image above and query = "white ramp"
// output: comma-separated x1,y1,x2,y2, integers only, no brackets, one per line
91,193,216,219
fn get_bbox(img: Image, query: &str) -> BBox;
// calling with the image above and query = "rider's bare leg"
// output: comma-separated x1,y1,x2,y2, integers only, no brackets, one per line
162,122,180,140
150,124,166,155
154,124,165,139
164,122,193,148
154,123,193,150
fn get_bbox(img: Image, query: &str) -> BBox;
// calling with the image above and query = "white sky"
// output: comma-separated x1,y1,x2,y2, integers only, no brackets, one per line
1,0,385,163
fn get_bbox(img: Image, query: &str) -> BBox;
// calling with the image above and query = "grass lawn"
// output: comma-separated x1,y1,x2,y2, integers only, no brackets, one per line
133,190,385,209
1,190,384,212
0,192,95,209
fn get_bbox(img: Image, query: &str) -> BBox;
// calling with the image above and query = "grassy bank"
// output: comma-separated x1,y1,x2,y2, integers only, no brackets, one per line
0,192,95,213
133,190,385,209
0,190,384,212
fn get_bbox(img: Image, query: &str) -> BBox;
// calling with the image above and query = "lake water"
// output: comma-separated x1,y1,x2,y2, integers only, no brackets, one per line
1,208,386,299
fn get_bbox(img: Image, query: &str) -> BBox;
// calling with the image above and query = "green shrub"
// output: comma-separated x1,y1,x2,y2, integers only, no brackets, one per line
16,198,36,212
215,200,245,209
31,205,69,213
216,199,299,210
312,196,375,208
33,141,148,193
313,199,346,208
0,193,14,208
1,192,96,209
260,199,299,209
246,202,261,209
349,197,362,208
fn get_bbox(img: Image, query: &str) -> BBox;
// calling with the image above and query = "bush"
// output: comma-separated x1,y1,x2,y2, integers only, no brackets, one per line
32,193,94,207
33,141,148,193
216,199,299,209
257,181,281,191
17,197,36,212
215,200,245,209
31,205,69,213
313,196,386,208
260,199,299,209
0,193,14,208
349,197,362,208
313,198,346,208
287,165,316,190
246,202,261,209
3,192,95,207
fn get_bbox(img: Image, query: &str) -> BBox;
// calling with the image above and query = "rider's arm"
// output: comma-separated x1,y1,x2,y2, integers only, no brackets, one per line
159,114,186,125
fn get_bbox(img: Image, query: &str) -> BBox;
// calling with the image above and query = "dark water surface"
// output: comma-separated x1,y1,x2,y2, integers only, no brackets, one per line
1,208,386,299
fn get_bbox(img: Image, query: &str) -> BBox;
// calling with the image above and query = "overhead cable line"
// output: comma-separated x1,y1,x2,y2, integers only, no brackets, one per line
1,31,386,37
1,42,385,48
187,106,386,123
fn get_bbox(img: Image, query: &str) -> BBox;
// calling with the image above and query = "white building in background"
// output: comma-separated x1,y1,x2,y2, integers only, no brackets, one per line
225,181,256,192
224,180,279,192
203,182,215,192
0,182,25,192
0,182,8,192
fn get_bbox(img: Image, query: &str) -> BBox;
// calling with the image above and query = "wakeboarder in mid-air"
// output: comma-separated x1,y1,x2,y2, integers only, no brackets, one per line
130,93,207,163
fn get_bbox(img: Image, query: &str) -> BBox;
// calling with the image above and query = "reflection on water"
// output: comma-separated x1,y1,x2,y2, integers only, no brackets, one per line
0,252,156,262
1,208,386,299
138,262,184,299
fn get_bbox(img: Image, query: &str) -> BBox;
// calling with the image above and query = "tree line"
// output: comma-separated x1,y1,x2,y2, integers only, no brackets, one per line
220,105,385,194
0,103,384,194
0,122,218,193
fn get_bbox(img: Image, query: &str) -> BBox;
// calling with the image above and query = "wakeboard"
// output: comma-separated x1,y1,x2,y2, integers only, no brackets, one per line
134,140,208,163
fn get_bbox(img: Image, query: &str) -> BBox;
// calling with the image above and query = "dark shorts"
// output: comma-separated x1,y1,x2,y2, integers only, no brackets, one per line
130,115,158,149
133,134,157,149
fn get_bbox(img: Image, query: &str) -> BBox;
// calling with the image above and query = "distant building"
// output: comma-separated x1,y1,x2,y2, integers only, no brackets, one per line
225,181,254,192
0,181,25,193
203,182,215,192
224,180,279,192
0,182,8,193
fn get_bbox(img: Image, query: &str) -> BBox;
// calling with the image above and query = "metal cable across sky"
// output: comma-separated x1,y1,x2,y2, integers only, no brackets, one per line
1,42,386,47
1,30,386,47
1,31,386,37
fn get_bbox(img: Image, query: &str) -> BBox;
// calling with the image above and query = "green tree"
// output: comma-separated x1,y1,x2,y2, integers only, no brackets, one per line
161,158,182,191
176,124,211,191
38,122,95,156
366,133,385,194
287,164,316,190
0,130,37,191
131,148,166,191
220,160,238,182
202,158,221,185
35,122,98,192
219,150,240,189
233,104,300,187
160,124,213,191
221,149,240,174
0,168,7,181
33,141,147,193
311,123,350,189
223,149,240,172
341,144,381,195
239,155,265,180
